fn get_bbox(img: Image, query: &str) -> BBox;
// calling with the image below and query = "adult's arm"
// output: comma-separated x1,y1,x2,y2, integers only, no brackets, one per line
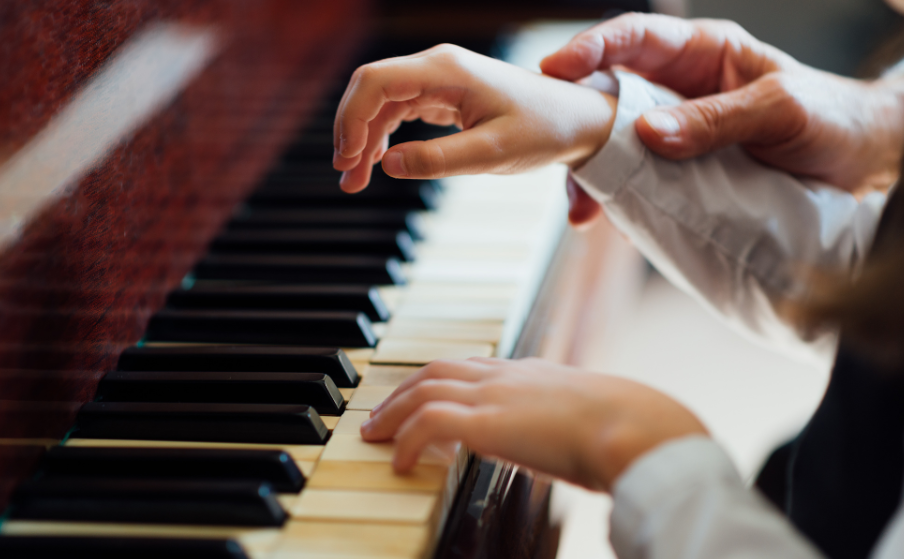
571,71,887,366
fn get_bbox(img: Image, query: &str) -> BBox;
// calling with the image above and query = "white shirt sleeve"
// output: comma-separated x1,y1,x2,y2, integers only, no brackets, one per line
571,71,887,367
610,436,904,559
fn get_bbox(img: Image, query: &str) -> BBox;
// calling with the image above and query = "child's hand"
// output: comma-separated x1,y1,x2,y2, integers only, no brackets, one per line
360,357,708,492
333,44,616,193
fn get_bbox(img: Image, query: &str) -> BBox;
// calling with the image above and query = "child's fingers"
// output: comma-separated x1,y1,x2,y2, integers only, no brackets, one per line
390,402,482,472
360,379,481,441
371,359,498,417
380,119,516,180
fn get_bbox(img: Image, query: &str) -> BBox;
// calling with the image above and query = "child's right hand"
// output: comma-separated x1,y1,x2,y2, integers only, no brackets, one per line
332,44,617,193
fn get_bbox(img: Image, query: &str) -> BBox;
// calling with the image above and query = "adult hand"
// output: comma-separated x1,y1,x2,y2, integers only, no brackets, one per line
360,357,708,492
542,13,904,194
332,44,617,193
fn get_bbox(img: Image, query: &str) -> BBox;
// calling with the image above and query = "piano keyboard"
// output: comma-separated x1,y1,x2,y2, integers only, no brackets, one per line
0,31,568,559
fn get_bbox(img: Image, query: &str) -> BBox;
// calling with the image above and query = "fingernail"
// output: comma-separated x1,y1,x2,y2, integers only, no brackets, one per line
339,171,348,187
371,401,384,416
339,135,348,155
360,419,373,434
643,110,681,137
383,151,408,178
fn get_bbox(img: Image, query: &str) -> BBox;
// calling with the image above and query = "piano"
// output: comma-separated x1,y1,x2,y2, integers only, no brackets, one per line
0,1,646,557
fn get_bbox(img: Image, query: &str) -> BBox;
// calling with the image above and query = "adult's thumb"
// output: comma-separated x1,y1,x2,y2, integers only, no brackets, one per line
635,80,792,160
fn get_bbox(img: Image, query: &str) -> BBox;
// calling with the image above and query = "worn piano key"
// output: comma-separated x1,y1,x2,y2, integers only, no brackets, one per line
144,309,377,348
193,254,406,285
10,479,287,526
331,410,371,434
210,229,417,262
166,284,391,322
228,208,425,240
0,536,250,559
320,435,456,466
37,447,306,493
275,521,431,559
96,371,345,416
74,403,329,445
117,346,359,388
384,318,504,343
247,182,438,211
371,338,494,365
347,385,395,412
291,489,437,524
360,365,421,387
306,461,451,493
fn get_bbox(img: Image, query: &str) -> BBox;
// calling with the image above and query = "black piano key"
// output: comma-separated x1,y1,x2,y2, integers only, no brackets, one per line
247,182,438,210
0,537,249,559
10,478,286,526
228,208,425,241
209,229,416,262
166,284,391,322
144,309,376,348
37,446,305,493
74,402,329,445
117,345,359,387
193,254,406,285
96,371,345,416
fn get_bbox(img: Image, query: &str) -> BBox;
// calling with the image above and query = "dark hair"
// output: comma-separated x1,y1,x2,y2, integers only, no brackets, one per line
786,167,904,368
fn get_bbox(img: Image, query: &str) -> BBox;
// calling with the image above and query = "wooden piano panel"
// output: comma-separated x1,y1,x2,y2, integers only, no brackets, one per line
0,0,368,503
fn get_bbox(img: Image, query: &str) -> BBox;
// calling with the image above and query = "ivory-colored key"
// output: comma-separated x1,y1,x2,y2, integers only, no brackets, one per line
319,435,456,467
275,521,430,559
360,365,421,387
392,302,511,321
291,489,438,524
377,286,403,310
385,318,503,343
401,282,517,303
414,245,533,261
347,385,395,412
296,461,317,478
320,416,340,431
306,461,450,493
332,410,371,435
341,348,375,362
337,388,355,403
371,339,493,365
407,259,530,284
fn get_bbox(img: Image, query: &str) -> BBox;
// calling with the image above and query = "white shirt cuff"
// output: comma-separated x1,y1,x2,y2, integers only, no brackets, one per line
610,436,743,557
572,70,683,200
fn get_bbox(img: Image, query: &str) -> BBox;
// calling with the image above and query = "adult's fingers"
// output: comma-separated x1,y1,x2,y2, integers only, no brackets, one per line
634,74,805,160
566,174,602,228
540,14,778,98
361,379,481,441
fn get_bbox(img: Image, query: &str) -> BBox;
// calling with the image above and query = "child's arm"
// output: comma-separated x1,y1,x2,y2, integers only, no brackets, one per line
331,44,616,193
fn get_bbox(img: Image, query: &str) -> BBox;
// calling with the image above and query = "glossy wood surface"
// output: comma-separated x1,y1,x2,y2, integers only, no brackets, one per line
0,0,367,505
